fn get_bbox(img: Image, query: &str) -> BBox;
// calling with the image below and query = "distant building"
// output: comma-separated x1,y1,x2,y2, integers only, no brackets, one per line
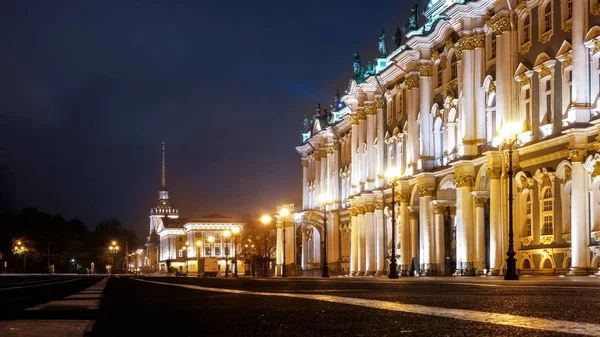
290,0,600,277
142,141,245,274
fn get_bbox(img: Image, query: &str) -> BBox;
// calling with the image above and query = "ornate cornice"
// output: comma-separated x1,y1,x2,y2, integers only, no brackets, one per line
453,175,474,188
567,149,587,163
418,63,433,77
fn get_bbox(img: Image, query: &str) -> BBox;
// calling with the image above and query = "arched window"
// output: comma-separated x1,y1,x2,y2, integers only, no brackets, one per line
524,16,531,43
451,54,458,80
541,187,553,235
525,193,532,236
544,2,552,32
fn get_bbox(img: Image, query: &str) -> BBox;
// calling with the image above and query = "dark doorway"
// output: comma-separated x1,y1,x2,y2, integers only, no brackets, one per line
444,206,456,275
484,201,490,271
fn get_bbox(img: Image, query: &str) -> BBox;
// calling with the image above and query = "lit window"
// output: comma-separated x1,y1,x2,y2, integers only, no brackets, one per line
567,0,572,19
544,2,552,32
524,16,531,43
541,187,553,235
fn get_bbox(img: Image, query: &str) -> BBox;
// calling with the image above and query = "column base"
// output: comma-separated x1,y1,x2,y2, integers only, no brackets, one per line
567,267,594,276
365,271,376,276
374,271,384,276
356,271,366,276
487,268,500,276
350,271,357,276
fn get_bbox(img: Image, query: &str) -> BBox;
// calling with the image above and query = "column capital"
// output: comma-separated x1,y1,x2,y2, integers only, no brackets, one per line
486,167,501,179
409,210,419,219
375,98,384,109
449,206,457,215
474,197,489,208
364,105,377,115
350,116,359,125
567,148,588,162
399,193,410,203
406,75,420,89
375,202,384,210
433,203,447,214
301,160,309,167
357,109,367,120
418,63,433,77
365,203,376,213
356,206,366,215
453,174,474,188
349,207,358,217
416,185,434,197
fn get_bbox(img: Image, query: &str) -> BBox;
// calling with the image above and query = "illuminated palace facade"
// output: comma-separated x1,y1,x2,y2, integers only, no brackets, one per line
291,0,600,277
143,142,245,274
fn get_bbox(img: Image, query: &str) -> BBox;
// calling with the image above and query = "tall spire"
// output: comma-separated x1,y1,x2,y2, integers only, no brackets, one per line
161,141,167,191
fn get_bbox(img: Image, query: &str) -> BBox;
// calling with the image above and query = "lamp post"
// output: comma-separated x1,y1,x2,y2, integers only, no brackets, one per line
501,123,521,281
386,167,400,279
108,241,120,274
183,241,189,273
261,215,273,277
318,194,331,278
223,231,231,277
279,207,290,277
232,227,240,278
196,240,202,277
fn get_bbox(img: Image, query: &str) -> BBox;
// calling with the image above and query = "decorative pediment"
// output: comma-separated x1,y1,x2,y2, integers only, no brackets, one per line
515,170,533,190
534,168,555,190
513,63,530,77
584,26,600,42
555,40,572,59
393,127,401,136
533,53,551,68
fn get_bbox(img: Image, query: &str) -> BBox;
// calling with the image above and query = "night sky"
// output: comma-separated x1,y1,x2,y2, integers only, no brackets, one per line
0,0,422,237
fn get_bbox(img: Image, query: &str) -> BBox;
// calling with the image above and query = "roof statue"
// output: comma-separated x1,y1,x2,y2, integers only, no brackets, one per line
365,61,374,77
303,114,311,133
324,109,333,124
353,52,362,78
378,29,388,57
314,103,322,118
402,5,420,35
393,27,403,48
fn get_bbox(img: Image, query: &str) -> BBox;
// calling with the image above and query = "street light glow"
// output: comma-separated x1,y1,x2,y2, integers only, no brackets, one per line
223,230,231,238
279,207,290,217
319,193,331,204
208,236,214,243
261,215,272,225
386,166,401,180
196,241,201,247
232,226,240,234
500,122,522,140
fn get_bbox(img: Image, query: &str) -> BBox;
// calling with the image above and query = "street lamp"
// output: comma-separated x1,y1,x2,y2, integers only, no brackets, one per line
223,231,231,277
108,241,120,274
279,207,290,277
183,241,189,273
386,166,400,279
261,215,273,277
196,240,202,277
500,123,522,281
318,193,331,278
231,226,240,278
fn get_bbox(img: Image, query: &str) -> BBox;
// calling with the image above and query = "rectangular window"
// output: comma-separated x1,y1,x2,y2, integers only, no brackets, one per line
542,215,553,235
567,0,573,19
205,247,211,256
544,3,552,32
215,246,221,256
491,33,497,59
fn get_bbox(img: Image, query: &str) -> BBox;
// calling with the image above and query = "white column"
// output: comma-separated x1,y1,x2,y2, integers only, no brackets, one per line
455,174,475,274
461,44,476,156
365,203,376,275
569,150,590,274
495,22,511,127
488,167,503,275
571,0,590,123
432,201,446,275
418,187,435,274
376,98,385,187
474,36,486,142
375,203,385,275
332,145,340,208
301,228,308,270
366,106,376,190
473,193,489,273
358,112,367,186
399,196,411,274
302,159,308,207
419,62,433,167
409,207,420,271
350,208,358,275
357,206,366,275
407,76,420,169
320,149,327,197
276,226,283,276
351,119,359,192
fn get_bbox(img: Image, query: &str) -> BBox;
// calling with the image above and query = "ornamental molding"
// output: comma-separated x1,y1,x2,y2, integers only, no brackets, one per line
567,148,587,162
439,55,447,70
356,206,366,215
517,0,528,10
539,64,552,79
486,167,501,179
593,3,600,15
418,63,433,77
474,197,488,207
561,19,572,33
591,161,600,181
516,73,532,88
539,30,553,44
318,149,327,159
521,236,532,247
540,235,554,245
416,185,434,197
432,50,439,61
357,110,367,120
326,146,334,155
445,37,454,51
519,41,532,55
488,81,496,94
453,175,474,188
406,76,420,89
375,98,383,109
485,16,511,35
365,203,376,213
364,105,376,115
349,207,358,217
562,233,571,243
